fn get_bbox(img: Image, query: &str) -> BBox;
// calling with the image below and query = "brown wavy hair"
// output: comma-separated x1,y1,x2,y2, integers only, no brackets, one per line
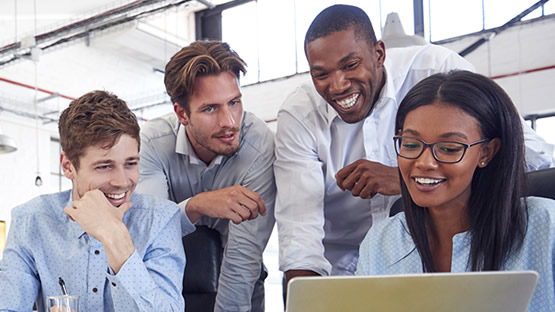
58,90,140,170
164,40,247,114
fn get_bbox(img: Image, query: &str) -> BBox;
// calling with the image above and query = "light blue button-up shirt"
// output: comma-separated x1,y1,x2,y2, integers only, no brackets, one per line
356,196,555,312
0,190,192,312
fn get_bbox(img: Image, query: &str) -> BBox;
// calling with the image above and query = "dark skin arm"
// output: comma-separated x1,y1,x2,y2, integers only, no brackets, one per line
285,270,320,288
335,159,401,198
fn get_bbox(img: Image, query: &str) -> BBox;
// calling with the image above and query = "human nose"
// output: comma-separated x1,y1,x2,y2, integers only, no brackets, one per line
219,105,236,128
110,167,128,187
329,71,350,94
415,145,439,168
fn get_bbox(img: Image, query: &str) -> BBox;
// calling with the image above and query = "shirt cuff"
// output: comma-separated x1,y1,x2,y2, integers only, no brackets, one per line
105,250,157,298
179,198,196,236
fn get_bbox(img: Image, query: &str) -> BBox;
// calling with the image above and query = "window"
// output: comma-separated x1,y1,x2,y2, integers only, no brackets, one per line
50,138,71,192
534,115,555,145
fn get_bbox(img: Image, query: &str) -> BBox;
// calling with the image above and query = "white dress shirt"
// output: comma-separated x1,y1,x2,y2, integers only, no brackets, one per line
274,44,554,277
136,111,276,312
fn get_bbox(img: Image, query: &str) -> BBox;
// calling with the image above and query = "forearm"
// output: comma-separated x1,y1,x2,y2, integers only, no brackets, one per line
108,252,184,312
101,223,135,274
215,214,274,311
274,112,330,275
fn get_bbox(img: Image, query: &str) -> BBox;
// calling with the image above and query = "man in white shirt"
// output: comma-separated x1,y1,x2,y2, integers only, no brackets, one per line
274,4,554,285
136,41,275,312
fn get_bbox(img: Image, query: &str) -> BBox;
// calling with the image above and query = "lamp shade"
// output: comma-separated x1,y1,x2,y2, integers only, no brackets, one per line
381,12,427,48
0,134,17,154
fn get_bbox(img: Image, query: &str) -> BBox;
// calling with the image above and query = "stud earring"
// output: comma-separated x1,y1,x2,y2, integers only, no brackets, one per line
480,161,486,167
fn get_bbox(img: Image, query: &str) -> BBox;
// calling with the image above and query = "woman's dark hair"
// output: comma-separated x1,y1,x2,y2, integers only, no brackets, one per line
395,70,528,272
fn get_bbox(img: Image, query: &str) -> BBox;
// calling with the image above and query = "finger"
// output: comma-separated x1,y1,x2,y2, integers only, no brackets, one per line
335,164,356,190
239,199,258,220
359,184,378,199
118,201,133,214
350,179,365,196
230,213,243,225
64,206,77,221
339,169,361,191
239,188,267,216
232,202,252,221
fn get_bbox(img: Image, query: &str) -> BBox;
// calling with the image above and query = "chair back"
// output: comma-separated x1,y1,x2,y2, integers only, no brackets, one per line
526,167,555,200
182,225,223,312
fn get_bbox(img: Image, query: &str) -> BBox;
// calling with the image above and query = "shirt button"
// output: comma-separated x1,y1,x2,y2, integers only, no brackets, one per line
112,282,117,287
93,287,98,293
94,250,100,255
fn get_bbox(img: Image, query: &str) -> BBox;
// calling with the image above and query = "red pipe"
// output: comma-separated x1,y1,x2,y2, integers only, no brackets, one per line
0,76,75,100
490,64,555,80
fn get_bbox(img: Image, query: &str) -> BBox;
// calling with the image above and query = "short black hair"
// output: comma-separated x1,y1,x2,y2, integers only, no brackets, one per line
304,4,377,55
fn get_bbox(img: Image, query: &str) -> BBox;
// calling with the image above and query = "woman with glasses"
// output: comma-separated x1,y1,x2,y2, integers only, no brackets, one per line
356,70,554,311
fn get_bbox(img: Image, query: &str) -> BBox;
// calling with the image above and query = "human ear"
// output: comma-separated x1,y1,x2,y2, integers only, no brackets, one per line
374,40,386,68
478,138,501,168
174,103,189,126
60,152,76,179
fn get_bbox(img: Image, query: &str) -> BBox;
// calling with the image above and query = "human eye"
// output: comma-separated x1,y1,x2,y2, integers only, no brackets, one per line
125,160,138,167
401,139,421,151
311,71,328,80
202,105,215,113
230,99,241,107
344,61,359,70
95,164,112,171
436,142,464,154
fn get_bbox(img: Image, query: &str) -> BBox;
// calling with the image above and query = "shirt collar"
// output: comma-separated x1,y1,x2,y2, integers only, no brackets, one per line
64,191,87,239
174,118,227,167
388,214,471,268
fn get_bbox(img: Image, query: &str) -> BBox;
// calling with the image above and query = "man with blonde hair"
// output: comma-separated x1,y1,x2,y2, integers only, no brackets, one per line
137,41,275,312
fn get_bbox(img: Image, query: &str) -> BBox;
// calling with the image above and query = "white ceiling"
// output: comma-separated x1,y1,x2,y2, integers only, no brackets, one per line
0,0,234,127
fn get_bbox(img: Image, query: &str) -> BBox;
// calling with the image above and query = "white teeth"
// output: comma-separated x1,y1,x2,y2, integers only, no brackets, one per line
336,93,359,108
106,193,125,199
414,177,443,185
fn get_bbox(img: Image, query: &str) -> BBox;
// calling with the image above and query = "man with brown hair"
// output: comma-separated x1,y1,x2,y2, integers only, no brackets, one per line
137,41,275,311
0,91,190,311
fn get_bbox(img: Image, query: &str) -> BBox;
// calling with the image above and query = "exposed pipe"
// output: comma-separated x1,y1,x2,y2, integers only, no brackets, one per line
0,0,158,56
1,0,198,67
0,76,75,101
459,0,550,56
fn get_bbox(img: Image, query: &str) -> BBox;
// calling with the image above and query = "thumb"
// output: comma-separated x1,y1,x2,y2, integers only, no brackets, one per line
118,201,133,214
64,206,76,221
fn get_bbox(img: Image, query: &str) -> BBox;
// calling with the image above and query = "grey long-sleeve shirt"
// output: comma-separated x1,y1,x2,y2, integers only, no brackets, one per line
136,111,276,312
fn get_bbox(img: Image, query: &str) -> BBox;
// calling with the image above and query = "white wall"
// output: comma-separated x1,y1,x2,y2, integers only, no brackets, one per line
0,114,56,237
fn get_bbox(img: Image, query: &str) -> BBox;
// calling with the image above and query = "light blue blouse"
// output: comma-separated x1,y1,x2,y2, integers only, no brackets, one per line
356,196,555,312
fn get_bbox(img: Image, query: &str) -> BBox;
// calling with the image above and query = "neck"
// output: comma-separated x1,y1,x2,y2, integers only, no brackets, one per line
426,202,470,272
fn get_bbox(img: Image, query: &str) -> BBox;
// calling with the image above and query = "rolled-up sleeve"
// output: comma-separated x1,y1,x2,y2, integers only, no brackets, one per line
274,106,331,276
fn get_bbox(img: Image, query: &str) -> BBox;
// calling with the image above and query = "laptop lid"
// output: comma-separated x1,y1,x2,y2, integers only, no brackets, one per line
285,271,539,312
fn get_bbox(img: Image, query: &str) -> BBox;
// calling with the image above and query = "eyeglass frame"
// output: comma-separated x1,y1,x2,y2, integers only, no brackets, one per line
393,136,490,164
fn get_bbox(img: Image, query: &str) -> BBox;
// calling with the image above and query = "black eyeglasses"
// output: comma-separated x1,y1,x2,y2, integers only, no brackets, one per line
393,136,489,164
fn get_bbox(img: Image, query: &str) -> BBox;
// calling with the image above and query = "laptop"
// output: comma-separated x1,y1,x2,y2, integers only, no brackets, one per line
285,271,539,312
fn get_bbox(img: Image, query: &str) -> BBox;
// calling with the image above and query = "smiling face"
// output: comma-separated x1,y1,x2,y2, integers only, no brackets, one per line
306,27,385,123
398,102,498,213
62,134,139,207
174,71,243,164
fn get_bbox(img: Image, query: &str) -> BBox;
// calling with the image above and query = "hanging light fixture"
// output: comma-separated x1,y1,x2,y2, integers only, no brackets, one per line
0,125,17,154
